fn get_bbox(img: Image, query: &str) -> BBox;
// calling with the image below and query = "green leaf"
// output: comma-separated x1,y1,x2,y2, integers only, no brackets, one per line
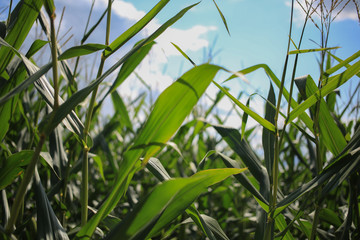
111,91,133,131
0,150,45,190
319,208,342,228
263,83,276,176
289,59,360,123
171,42,196,66
25,39,49,58
99,40,155,106
241,97,250,140
34,169,69,240
0,0,43,74
288,46,339,55
212,80,275,132
275,214,294,240
211,0,230,35
104,0,170,58
104,168,245,240
295,75,346,156
42,2,198,138
58,43,110,60
224,64,314,133
77,64,222,238
216,152,268,204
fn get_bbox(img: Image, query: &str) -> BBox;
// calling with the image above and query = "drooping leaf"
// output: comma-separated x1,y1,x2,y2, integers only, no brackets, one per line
104,168,245,240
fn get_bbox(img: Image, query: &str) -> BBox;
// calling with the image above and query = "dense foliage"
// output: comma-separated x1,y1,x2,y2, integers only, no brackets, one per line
0,0,359,239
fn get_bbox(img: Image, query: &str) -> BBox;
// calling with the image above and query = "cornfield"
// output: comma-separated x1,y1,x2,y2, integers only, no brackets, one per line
0,0,360,239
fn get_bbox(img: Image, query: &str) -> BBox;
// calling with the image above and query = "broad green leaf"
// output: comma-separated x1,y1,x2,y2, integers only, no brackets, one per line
295,75,346,156
275,214,294,240
212,80,275,132
25,39,49,58
0,151,33,190
104,0,170,58
288,46,339,55
289,59,360,122
76,64,222,238
0,0,43,74
104,168,245,240
34,169,69,240
58,43,110,60
319,208,342,228
263,83,276,175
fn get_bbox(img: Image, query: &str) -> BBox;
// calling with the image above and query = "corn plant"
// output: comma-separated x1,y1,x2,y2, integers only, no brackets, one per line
0,0,360,239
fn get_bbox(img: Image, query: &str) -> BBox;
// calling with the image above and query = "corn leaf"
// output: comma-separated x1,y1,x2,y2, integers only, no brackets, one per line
289,59,360,122
34,169,69,240
213,125,269,186
76,63,222,238
288,46,339,55
0,0,43,74
0,151,33,190
263,83,276,175
99,40,155,107
211,0,230,35
275,214,294,240
104,0,170,58
104,168,245,240
295,75,347,156
41,3,198,137
58,43,110,60
224,64,314,133
212,80,275,132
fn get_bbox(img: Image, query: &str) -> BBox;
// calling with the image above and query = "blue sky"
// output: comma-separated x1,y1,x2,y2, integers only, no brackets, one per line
1,0,359,128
